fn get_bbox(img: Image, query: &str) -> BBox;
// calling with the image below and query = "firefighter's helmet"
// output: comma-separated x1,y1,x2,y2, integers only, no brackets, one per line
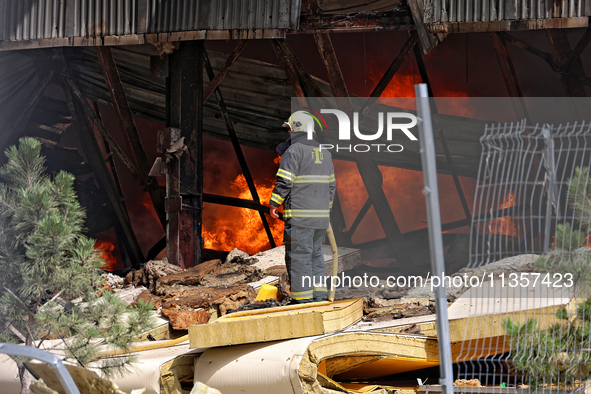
282,111,314,133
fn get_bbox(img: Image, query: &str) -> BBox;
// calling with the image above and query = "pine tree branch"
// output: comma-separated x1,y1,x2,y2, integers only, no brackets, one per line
0,196,14,212
2,284,34,317
8,324,26,342
58,332,85,368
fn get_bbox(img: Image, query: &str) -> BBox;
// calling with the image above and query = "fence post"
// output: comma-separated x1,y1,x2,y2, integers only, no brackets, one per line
415,84,454,394
542,124,556,254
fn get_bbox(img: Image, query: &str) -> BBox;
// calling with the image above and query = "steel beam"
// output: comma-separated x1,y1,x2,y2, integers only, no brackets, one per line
489,32,530,120
96,46,167,228
203,50,276,249
413,45,472,222
547,29,588,97
56,49,144,268
203,39,249,105
313,31,414,265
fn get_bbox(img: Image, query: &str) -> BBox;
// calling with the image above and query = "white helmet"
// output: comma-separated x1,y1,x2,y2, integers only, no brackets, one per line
282,110,315,133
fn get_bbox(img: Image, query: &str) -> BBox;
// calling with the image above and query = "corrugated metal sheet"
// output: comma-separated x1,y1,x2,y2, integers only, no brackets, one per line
145,0,293,32
423,0,591,23
0,0,299,42
318,0,401,13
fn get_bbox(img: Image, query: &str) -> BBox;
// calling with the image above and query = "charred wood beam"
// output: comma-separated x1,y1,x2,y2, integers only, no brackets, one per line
313,30,414,265
490,33,524,98
406,0,438,53
358,30,418,124
96,46,167,228
298,11,413,33
55,49,144,268
547,29,588,97
176,40,206,268
203,40,249,105
497,32,559,71
349,198,372,236
58,55,145,186
313,31,350,99
489,33,530,119
92,101,125,200
270,39,332,109
564,26,591,71
146,236,167,262
203,50,276,249
344,30,419,241
201,193,283,221
91,100,134,265
413,45,472,222
270,40,308,108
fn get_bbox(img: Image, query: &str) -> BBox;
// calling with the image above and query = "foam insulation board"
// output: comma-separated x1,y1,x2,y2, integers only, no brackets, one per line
188,298,363,349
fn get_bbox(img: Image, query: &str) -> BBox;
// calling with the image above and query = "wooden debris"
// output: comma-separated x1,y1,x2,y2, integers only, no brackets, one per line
365,304,433,322
198,261,262,288
400,323,422,335
188,298,363,349
135,289,164,310
126,258,183,289
454,379,482,387
161,307,211,331
215,287,257,316
154,259,221,294
161,285,252,310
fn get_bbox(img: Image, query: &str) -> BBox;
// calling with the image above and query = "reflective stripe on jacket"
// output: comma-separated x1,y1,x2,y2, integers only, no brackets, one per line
270,132,336,229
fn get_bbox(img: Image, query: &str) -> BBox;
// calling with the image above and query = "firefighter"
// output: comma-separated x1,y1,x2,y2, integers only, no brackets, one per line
269,111,336,303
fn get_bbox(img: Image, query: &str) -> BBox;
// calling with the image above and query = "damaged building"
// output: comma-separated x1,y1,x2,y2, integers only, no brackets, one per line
1,0,591,393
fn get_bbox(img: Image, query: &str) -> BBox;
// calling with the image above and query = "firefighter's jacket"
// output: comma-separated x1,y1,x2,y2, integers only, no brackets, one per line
270,132,336,229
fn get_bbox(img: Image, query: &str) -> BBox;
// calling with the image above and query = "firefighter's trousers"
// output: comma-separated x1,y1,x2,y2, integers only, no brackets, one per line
284,221,328,302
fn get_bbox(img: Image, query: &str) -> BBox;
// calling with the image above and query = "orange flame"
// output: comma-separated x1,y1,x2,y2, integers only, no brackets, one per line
365,56,475,117
203,173,284,255
487,192,518,237
93,228,123,271
94,240,119,271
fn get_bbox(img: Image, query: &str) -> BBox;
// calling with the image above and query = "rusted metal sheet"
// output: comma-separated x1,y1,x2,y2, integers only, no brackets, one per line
298,11,414,32
423,0,591,24
0,0,299,49
427,16,588,32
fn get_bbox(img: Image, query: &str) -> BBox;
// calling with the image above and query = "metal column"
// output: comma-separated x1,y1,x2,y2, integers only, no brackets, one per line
415,83,454,394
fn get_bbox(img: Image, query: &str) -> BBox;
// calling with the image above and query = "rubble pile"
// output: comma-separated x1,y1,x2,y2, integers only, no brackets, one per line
122,253,269,329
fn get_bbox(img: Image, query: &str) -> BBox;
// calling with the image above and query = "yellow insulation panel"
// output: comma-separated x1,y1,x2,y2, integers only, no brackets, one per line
189,298,363,349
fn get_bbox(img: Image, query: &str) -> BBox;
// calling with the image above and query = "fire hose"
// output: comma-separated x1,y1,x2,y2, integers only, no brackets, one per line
326,223,338,302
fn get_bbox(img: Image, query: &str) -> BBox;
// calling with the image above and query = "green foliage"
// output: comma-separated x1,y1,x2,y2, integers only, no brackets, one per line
503,313,591,387
519,167,591,387
556,306,569,320
566,167,591,230
0,138,154,379
554,223,586,251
